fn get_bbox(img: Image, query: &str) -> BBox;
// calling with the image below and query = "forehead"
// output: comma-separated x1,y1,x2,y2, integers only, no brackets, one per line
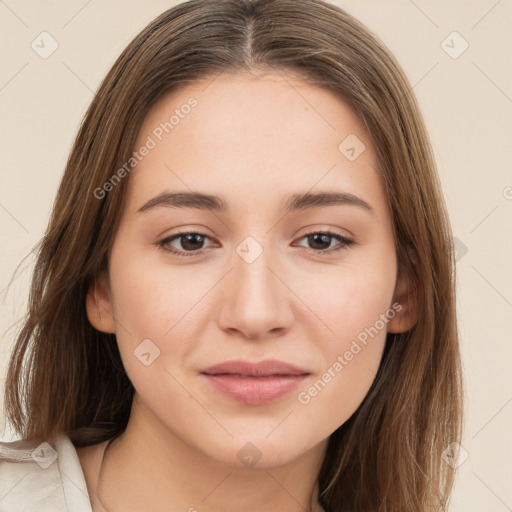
126,70,384,215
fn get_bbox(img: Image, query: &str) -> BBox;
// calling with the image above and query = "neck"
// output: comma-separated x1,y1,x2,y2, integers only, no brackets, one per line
94,394,328,512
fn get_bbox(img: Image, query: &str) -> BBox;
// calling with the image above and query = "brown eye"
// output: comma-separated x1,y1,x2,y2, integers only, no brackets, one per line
159,232,213,256
295,231,354,255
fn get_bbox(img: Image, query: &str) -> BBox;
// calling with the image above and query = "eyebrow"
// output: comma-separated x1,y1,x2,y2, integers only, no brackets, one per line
137,190,374,215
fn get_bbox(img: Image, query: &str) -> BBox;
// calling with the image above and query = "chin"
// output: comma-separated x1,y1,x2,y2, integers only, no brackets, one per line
199,433,314,469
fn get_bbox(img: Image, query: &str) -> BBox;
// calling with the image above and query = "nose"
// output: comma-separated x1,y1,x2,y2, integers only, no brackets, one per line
216,241,294,341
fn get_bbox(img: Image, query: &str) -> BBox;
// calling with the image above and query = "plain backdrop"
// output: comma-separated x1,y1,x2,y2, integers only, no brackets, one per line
1,1,511,510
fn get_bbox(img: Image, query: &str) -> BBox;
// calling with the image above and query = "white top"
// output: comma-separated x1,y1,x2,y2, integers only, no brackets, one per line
0,434,92,512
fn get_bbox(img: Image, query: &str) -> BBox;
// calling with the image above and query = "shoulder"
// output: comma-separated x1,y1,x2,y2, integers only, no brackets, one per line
0,433,92,512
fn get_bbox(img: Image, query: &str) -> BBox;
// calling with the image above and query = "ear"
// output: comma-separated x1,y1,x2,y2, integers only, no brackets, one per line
387,249,419,333
86,271,116,333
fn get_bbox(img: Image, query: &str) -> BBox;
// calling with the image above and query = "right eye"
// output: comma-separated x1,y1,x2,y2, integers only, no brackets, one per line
157,232,215,257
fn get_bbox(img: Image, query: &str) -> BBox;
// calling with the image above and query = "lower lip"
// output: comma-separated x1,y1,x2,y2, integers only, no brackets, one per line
201,374,309,405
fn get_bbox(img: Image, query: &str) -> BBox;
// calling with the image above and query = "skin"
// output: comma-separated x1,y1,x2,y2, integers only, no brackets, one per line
81,69,417,512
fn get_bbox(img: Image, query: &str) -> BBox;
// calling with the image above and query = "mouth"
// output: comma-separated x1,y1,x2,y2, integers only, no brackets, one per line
200,359,311,405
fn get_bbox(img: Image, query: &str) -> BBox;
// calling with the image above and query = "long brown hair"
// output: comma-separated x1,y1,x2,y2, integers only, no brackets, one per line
4,0,463,510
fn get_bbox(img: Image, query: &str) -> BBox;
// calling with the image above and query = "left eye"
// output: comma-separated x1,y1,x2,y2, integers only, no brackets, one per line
295,231,354,253
157,230,354,257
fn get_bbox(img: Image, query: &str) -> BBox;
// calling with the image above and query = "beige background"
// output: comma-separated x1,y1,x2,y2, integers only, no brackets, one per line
1,1,511,510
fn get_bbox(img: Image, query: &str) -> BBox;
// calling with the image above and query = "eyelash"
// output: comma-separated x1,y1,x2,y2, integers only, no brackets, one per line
156,230,355,257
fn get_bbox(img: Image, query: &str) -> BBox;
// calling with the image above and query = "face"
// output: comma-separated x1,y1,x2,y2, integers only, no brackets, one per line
88,70,413,468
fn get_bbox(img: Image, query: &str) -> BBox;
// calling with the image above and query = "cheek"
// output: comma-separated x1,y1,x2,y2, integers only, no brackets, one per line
108,246,205,340
302,248,396,343
295,283,392,432
294,252,395,423
296,335,385,436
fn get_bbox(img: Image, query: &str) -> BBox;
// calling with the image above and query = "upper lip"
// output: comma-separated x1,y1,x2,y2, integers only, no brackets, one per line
201,359,310,377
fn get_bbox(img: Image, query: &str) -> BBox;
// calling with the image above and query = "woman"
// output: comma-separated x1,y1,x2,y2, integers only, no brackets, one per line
0,0,463,510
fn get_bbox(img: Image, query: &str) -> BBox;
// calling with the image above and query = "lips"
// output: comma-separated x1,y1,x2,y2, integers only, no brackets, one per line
201,359,310,377
200,359,310,405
